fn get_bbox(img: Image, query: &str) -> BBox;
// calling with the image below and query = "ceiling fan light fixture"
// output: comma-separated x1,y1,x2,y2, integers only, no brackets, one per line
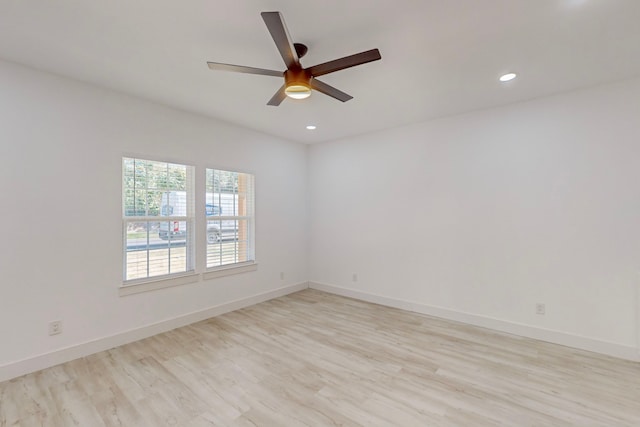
285,84,312,99
206,12,382,106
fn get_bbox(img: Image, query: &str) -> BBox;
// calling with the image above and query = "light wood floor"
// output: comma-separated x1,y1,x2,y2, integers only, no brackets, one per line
1,289,639,426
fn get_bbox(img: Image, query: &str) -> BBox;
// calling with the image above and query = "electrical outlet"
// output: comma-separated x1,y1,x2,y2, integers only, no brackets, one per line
280,272,285,280
49,320,62,336
536,303,546,315
352,273,358,282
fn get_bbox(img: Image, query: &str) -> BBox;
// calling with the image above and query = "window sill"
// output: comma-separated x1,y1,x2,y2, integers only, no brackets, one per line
203,262,258,281
119,263,258,296
119,272,199,297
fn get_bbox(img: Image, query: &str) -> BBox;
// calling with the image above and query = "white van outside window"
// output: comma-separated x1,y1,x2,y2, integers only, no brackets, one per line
157,192,230,245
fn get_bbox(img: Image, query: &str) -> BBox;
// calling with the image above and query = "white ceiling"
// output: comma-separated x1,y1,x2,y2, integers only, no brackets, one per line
1,1,639,144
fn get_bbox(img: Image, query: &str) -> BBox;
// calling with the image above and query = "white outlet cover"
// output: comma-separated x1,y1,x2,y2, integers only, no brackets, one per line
49,321,62,335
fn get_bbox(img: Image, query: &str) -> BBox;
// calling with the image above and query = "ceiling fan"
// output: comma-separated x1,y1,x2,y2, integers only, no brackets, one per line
206,11,382,106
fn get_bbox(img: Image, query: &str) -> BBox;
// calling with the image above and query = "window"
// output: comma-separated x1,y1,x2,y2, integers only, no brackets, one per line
206,168,255,269
123,158,195,282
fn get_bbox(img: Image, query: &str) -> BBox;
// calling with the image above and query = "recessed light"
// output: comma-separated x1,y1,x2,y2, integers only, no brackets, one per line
499,72,517,82
306,125,317,130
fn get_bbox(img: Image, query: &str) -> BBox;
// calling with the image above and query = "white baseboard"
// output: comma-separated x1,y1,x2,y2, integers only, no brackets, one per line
0,282,309,383
309,282,640,362
636,276,640,359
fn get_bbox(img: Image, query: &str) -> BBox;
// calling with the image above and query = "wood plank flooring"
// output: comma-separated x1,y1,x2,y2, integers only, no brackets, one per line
1,289,639,426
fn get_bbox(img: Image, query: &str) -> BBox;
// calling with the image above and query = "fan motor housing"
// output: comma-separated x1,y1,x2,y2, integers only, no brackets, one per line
284,68,311,89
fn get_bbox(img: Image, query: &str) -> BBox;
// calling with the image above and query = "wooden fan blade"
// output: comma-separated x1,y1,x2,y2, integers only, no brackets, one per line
308,49,381,77
207,62,283,77
261,12,300,69
267,85,287,106
310,79,353,102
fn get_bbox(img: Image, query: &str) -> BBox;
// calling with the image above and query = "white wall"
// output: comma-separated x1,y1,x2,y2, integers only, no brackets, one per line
308,77,640,359
0,59,308,378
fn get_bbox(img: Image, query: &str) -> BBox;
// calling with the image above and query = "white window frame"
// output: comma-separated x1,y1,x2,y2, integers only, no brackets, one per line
121,157,196,291
204,168,255,277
